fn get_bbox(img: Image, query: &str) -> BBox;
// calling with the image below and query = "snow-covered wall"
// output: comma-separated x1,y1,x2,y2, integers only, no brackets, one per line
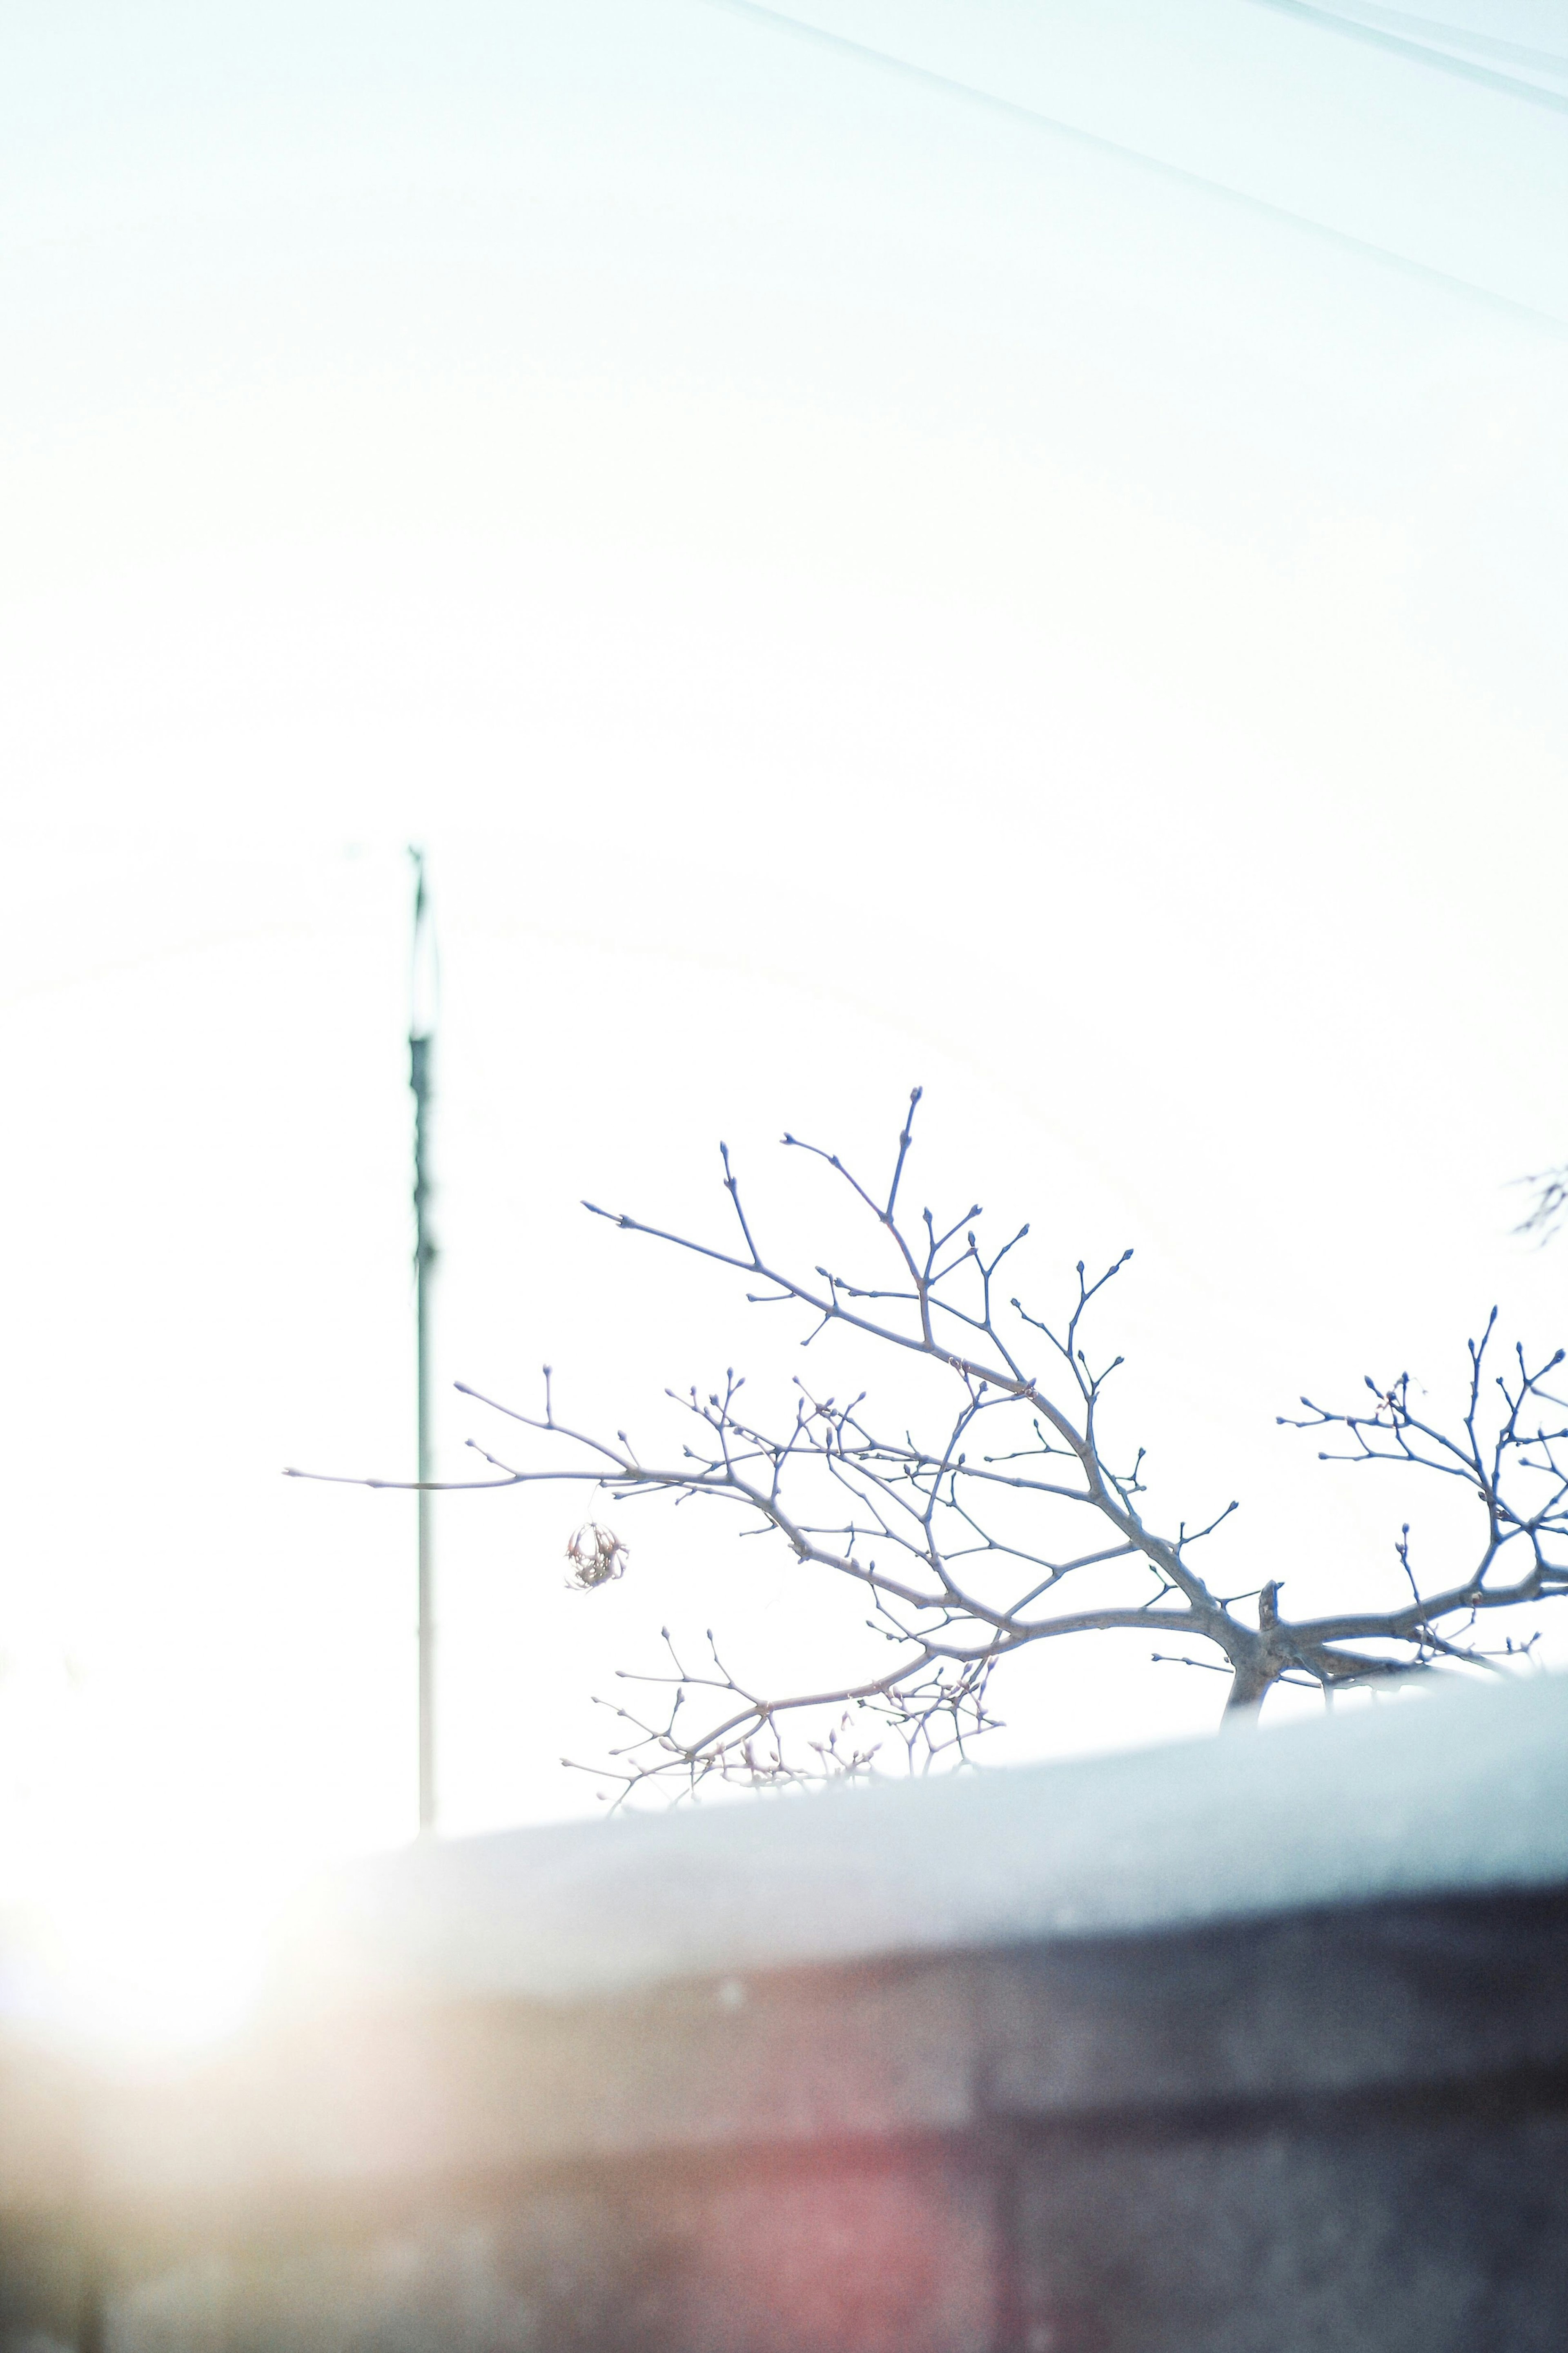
288,1672,1568,2009
5,1676,1567,2350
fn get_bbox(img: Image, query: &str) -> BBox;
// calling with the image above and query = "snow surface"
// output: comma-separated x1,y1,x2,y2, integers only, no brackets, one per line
287,1671,1568,2011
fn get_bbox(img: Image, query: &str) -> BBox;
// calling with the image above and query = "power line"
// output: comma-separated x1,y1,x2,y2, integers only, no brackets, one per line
1254,0,1568,114
1307,0,1568,79
694,0,1568,334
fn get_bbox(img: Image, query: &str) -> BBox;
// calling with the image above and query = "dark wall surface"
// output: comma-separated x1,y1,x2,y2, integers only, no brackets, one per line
8,1890,1568,2352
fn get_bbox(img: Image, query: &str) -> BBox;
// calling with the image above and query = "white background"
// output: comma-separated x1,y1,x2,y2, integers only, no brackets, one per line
2,0,1566,2038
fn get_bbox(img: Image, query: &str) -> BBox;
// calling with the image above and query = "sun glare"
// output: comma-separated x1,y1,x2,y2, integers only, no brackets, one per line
5,1832,304,2061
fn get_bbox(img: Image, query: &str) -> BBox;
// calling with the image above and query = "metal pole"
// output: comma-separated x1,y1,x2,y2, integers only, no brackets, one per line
409,849,437,1835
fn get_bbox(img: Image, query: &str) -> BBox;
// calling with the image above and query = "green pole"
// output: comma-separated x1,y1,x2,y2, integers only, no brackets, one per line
409,849,437,1834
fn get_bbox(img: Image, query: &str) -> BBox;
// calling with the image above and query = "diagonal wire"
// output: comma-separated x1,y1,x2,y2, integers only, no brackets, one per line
1306,0,1568,78
1252,0,1568,114
693,0,1568,333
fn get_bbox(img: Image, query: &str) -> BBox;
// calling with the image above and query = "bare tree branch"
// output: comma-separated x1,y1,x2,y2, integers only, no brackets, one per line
292,1091,1568,1802
1516,1163,1568,1244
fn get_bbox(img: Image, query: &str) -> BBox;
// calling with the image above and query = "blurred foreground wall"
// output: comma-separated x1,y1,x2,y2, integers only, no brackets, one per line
5,1677,1567,2352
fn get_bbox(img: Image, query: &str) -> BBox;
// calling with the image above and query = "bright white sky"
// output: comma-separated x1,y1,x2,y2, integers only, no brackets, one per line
2,0,1567,2043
